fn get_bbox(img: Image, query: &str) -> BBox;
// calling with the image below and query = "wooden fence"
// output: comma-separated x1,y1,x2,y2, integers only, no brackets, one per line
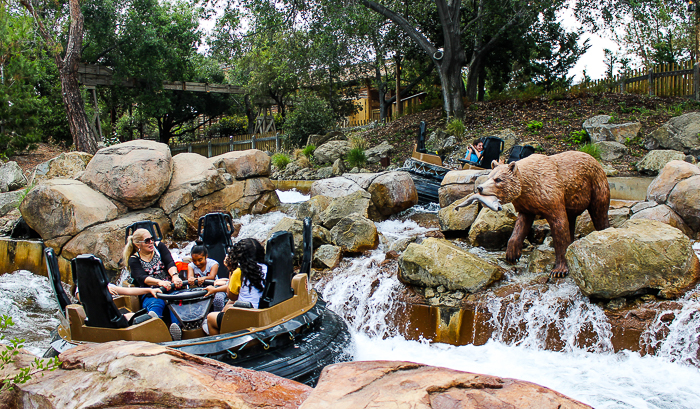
170,132,282,157
561,61,700,99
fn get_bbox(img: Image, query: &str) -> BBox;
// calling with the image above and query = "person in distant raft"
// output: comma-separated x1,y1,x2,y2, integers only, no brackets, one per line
465,138,484,164
455,151,610,278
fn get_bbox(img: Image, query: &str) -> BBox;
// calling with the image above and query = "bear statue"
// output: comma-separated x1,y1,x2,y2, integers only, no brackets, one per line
456,151,610,278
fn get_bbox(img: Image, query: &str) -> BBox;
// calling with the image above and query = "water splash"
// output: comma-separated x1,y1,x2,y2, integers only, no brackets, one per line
276,189,309,203
640,287,700,367
317,250,402,338
486,282,614,353
236,211,288,243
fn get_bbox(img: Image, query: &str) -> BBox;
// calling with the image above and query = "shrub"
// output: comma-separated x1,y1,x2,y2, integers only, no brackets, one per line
578,143,601,161
526,120,543,133
283,94,335,147
218,115,248,135
345,147,367,168
348,133,368,150
446,118,466,138
302,145,315,159
568,129,590,144
271,152,291,170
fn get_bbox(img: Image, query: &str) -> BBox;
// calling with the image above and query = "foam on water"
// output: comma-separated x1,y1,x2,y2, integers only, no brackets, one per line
276,189,309,203
0,271,61,356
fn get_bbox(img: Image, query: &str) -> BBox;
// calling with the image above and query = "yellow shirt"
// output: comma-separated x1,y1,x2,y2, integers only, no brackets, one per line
228,268,242,295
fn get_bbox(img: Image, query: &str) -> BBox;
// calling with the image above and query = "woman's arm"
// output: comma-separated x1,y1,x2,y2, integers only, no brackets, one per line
187,264,195,286
202,262,219,282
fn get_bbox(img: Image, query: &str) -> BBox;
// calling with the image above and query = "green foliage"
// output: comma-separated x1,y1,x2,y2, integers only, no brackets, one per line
446,118,466,138
302,144,316,159
271,152,291,170
526,120,543,133
345,147,367,168
578,143,601,161
624,134,643,148
490,84,545,102
568,130,590,144
283,94,335,147
218,116,248,136
1,315,60,392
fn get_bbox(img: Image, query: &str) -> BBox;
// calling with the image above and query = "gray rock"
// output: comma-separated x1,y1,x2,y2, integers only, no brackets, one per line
645,112,700,156
636,150,686,175
313,244,342,269
314,140,351,164
297,195,331,225
309,176,364,199
330,215,379,253
583,116,642,144
468,204,518,249
631,201,659,214
438,195,479,233
595,141,629,161
316,166,333,179
582,115,611,142
332,158,345,176
307,131,346,148
646,160,700,203
319,190,379,229
667,174,700,232
364,141,394,164
629,204,694,237
0,161,27,192
158,153,226,215
0,190,24,217
567,219,700,299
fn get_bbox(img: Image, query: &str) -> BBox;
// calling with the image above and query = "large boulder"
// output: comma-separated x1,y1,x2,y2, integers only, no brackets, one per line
267,217,332,259
468,203,518,249
595,141,629,161
0,161,27,192
34,152,93,182
575,207,631,238
81,140,173,209
314,140,351,164
306,130,345,147
644,112,700,156
210,149,271,179
667,174,700,232
364,141,393,164
646,160,700,203
61,208,171,271
438,169,489,208
174,177,280,222
567,219,700,299
629,204,694,237
319,190,379,230
309,176,364,198
438,195,479,232
301,361,591,409
366,171,417,216
158,153,226,215
313,244,343,269
635,150,686,175
583,115,642,144
1,341,311,409
19,179,118,249
0,190,24,217
330,215,379,253
398,238,504,292
425,129,458,157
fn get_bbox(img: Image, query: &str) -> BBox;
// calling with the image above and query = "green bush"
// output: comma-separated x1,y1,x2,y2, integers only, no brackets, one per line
218,115,248,136
446,118,466,138
526,120,543,133
283,94,335,147
345,147,367,168
302,144,316,159
567,129,590,144
578,143,601,161
271,152,291,170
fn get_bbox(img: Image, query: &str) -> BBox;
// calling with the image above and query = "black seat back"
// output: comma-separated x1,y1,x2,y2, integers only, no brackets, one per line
259,231,295,309
45,247,71,320
477,136,505,168
72,254,129,329
198,213,234,279
416,121,428,153
300,217,313,276
125,220,163,244
507,145,535,164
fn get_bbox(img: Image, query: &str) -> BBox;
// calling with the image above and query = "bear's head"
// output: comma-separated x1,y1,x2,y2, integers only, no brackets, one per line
476,160,522,204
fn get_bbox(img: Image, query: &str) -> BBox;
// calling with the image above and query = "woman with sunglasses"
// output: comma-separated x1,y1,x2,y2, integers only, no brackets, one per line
123,228,183,340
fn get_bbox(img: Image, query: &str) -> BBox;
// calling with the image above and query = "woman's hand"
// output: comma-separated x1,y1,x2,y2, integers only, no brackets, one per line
172,275,183,289
149,287,163,297
213,278,228,287
108,286,119,296
158,280,172,291
187,276,195,286
205,285,217,297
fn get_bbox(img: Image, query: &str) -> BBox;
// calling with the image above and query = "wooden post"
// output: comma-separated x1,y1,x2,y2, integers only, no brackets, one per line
395,55,402,117
275,133,280,151
648,69,654,96
207,140,212,158
251,133,256,150
229,136,234,153
187,144,192,153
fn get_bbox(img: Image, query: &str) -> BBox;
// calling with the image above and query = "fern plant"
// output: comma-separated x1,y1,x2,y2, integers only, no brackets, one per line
578,143,601,161
271,152,291,170
302,145,316,159
345,147,367,168
446,118,466,138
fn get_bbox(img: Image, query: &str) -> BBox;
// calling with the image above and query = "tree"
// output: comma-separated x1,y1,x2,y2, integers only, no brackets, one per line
19,0,99,153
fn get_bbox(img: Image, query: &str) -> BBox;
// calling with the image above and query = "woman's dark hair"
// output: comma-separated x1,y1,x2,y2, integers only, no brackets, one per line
474,137,484,145
226,238,265,291
191,239,208,257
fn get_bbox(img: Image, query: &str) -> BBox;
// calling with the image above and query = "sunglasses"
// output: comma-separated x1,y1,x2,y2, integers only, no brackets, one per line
141,237,154,244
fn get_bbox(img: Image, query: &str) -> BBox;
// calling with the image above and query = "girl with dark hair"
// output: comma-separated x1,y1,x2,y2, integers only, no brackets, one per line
187,240,226,311
206,238,267,335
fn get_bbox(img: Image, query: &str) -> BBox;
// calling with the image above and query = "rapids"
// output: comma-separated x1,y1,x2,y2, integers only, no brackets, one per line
1,195,699,407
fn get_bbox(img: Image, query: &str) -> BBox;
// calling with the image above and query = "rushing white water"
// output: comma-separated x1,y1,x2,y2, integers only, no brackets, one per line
276,189,309,203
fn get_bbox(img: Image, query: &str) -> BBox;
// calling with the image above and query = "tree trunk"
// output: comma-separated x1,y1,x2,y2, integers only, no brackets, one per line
21,0,99,154
244,95,256,134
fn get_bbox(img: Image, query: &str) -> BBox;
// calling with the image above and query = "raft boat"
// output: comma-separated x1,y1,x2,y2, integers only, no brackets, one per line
43,216,353,386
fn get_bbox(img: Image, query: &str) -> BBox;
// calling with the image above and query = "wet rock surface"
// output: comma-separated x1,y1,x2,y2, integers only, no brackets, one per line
301,361,591,409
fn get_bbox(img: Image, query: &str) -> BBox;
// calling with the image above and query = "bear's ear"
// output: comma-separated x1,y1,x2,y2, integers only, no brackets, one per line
491,160,499,169
508,161,518,173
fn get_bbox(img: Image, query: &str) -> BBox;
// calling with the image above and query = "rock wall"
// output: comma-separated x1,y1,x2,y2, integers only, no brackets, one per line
19,141,279,275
